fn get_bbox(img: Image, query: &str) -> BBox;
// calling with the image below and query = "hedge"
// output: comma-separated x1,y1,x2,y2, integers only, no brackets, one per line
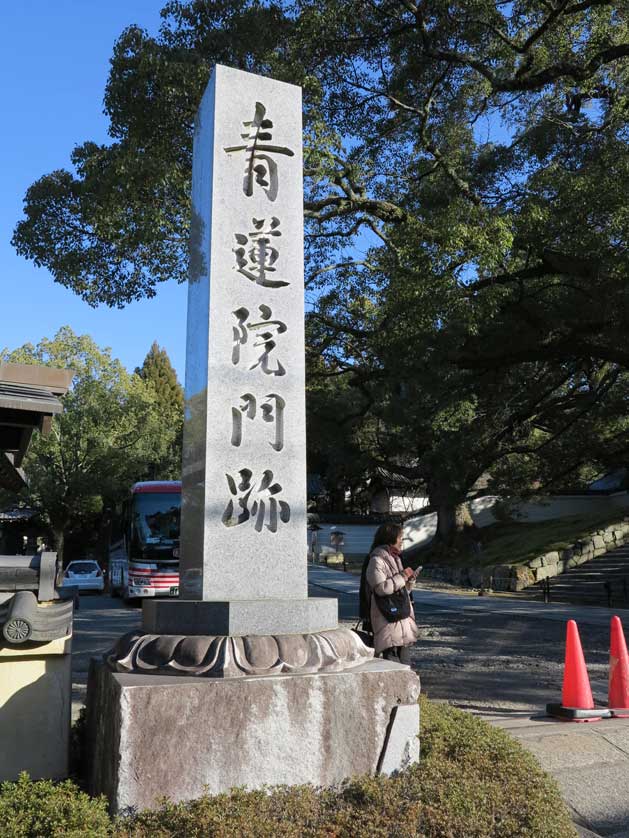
0,773,110,837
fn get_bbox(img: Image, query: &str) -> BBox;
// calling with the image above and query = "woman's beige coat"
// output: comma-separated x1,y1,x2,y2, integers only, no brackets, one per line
366,546,418,654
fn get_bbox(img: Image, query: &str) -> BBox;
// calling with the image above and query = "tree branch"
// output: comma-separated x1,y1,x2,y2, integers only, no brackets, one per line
464,250,600,294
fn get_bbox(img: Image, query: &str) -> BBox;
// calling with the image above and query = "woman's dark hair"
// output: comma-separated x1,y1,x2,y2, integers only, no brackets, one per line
369,522,403,554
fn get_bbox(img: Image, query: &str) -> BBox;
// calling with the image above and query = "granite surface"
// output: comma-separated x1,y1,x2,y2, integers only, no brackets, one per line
181,65,308,605
109,625,373,678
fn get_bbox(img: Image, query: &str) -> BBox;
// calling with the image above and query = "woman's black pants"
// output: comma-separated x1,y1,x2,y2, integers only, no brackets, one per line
382,645,412,665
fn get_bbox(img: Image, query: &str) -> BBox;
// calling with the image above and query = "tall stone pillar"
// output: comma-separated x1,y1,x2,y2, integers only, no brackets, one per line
89,66,420,811
141,65,335,638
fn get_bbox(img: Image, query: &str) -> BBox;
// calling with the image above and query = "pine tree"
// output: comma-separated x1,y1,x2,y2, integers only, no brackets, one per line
136,342,184,480
136,341,183,415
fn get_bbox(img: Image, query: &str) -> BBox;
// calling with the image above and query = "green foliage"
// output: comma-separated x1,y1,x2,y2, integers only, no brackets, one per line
418,697,576,838
135,342,183,480
11,2,629,536
11,2,299,306
0,327,178,560
306,333,377,510
135,342,183,416
0,773,110,838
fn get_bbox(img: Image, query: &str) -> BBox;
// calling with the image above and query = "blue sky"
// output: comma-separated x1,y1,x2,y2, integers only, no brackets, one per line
1,1,188,379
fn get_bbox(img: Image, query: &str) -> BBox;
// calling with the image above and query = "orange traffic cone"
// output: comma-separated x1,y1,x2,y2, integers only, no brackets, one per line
547,620,609,721
609,616,629,717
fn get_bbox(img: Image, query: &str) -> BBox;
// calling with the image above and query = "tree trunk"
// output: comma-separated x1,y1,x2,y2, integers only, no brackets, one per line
428,477,473,550
331,482,345,514
52,528,65,565
435,500,473,547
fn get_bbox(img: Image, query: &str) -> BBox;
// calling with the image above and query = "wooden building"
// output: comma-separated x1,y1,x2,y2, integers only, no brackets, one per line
0,362,73,491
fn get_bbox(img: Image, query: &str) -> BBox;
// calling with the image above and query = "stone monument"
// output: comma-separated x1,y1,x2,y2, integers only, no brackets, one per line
87,65,420,812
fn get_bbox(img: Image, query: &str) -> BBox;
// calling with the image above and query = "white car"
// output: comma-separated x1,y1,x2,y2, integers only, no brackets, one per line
62,560,105,593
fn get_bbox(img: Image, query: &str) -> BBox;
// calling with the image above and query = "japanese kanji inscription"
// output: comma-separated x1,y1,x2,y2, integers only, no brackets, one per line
233,217,289,288
224,102,295,201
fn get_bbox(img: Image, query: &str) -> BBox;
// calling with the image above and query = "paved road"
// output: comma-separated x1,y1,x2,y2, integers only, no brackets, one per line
73,570,624,715
71,594,140,713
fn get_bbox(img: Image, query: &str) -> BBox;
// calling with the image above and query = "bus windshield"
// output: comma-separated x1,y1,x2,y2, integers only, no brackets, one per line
132,493,181,547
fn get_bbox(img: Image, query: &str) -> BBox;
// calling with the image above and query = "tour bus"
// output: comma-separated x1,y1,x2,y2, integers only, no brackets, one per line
109,481,181,601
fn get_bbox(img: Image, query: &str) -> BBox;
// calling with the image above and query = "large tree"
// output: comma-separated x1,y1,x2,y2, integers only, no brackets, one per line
299,0,629,538
11,1,629,541
12,2,628,325
0,328,171,561
308,292,629,544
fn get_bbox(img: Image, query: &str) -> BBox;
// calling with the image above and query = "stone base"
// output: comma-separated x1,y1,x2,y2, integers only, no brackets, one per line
143,597,338,636
0,637,71,781
87,658,420,813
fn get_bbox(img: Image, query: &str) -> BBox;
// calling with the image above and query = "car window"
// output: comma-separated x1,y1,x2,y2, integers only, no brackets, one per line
67,561,99,573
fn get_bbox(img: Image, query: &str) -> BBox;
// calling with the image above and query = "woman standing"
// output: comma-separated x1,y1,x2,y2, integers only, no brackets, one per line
363,522,418,664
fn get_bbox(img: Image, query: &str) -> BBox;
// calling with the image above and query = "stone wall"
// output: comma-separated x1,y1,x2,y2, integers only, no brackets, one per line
420,519,629,593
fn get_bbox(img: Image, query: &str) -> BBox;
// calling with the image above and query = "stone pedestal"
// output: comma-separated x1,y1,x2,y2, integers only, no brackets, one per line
0,636,72,781
87,658,420,814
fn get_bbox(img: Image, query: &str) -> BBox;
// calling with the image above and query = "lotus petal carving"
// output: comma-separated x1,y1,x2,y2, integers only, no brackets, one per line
108,627,373,678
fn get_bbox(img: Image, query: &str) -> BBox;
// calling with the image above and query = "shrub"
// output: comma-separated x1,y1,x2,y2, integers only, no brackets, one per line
0,772,110,838
418,697,577,837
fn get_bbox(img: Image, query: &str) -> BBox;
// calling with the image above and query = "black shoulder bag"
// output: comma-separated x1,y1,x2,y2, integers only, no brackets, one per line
375,586,411,623
374,552,412,623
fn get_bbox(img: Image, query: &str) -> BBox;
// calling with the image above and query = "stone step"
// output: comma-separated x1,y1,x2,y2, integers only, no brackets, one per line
526,543,629,605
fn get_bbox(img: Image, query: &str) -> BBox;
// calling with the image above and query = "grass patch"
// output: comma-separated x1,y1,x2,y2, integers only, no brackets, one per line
3,699,576,837
412,510,626,569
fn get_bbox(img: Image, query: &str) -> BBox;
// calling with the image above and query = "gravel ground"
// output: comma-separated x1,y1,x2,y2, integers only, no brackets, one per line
411,605,611,713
